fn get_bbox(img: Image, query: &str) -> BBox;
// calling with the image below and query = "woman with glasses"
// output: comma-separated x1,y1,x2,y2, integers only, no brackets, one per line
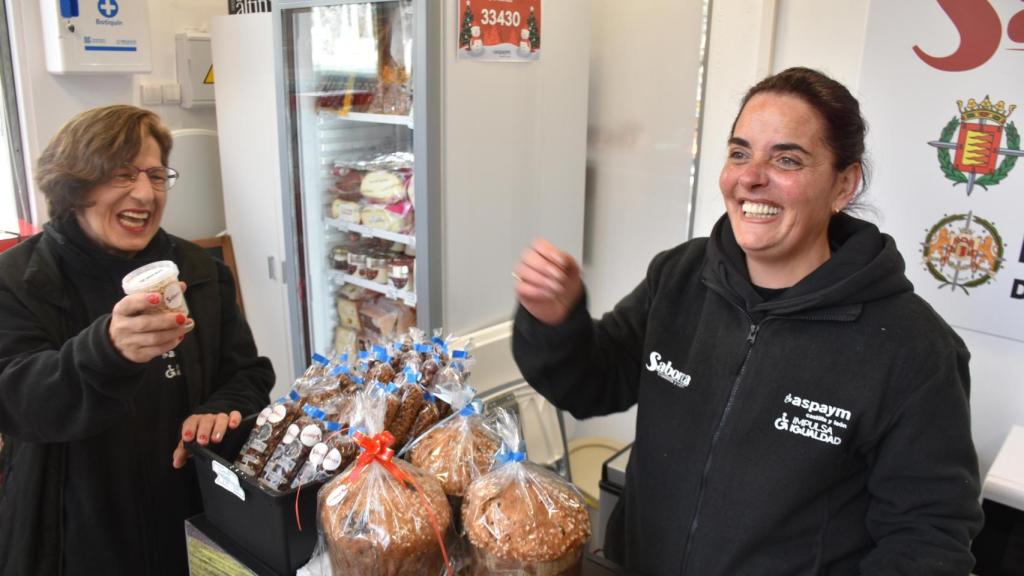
0,105,274,575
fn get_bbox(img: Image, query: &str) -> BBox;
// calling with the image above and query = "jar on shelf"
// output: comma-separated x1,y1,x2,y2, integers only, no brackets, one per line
364,253,392,284
389,256,414,290
347,246,368,277
330,246,350,271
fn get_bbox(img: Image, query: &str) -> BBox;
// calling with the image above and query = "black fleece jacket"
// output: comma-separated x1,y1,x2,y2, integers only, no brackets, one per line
513,214,983,576
0,223,274,575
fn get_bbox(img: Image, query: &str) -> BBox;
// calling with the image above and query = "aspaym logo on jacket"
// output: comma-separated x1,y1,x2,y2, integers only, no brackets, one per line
773,394,852,446
645,351,691,389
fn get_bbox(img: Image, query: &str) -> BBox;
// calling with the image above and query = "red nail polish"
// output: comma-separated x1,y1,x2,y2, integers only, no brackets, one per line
199,435,207,442
176,314,186,325
147,294,160,305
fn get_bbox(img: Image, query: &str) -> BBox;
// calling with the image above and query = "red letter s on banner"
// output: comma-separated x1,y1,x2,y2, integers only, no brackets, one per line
913,0,1002,71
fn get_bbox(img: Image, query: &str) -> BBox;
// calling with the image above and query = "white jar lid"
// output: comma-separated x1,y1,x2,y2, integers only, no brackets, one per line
122,260,180,294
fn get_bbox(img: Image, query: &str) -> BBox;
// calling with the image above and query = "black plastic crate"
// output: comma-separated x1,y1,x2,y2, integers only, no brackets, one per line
186,414,326,575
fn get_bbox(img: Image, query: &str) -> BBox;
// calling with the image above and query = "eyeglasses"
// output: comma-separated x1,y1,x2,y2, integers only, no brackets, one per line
109,165,180,191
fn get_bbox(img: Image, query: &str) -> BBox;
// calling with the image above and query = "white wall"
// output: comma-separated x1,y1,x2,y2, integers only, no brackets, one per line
564,0,706,447
696,0,1019,479
7,0,224,226
441,0,591,336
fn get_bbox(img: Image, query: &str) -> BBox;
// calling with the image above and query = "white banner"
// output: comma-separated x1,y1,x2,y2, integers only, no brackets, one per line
859,0,1024,343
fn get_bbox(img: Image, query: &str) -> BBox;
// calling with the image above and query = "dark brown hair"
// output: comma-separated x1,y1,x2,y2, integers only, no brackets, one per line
732,67,870,199
35,105,173,219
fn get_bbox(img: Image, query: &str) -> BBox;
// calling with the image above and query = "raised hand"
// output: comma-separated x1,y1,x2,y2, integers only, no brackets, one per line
514,238,583,326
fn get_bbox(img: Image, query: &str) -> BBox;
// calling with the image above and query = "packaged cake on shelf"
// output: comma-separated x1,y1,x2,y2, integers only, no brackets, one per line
329,165,365,200
359,297,416,344
360,170,411,205
462,409,590,576
313,391,454,576
330,198,361,223
361,201,413,234
333,327,359,362
336,297,362,332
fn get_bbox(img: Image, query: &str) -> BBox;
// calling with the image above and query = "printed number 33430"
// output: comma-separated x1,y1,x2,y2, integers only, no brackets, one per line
479,9,521,28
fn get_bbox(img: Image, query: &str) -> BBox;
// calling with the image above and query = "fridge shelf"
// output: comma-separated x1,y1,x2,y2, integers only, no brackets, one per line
328,270,417,307
325,218,416,249
318,109,414,129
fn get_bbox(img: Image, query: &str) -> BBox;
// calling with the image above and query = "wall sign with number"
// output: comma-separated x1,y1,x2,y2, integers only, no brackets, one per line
457,0,541,62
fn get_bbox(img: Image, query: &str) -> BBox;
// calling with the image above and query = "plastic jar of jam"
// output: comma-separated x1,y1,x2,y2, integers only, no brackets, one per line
330,246,349,271
390,256,414,290
364,253,391,284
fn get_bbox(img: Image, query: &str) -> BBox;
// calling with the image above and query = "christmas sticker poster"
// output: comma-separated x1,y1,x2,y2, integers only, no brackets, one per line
458,0,541,62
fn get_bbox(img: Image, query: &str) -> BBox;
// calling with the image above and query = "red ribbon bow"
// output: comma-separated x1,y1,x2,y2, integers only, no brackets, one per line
346,430,403,484
341,431,452,574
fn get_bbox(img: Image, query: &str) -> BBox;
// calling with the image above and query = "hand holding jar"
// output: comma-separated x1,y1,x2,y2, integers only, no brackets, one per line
112,260,194,363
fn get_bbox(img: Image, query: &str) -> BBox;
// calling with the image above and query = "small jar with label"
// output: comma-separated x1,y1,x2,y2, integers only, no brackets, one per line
390,256,414,290
347,248,368,277
364,254,391,284
330,246,349,271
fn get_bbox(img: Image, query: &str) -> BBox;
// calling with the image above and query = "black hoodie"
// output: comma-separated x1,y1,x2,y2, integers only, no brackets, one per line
513,214,983,575
0,221,274,575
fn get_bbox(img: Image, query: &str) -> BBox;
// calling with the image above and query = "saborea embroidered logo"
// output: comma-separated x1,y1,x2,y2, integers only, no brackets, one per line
773,394,852,446
645,351,691,389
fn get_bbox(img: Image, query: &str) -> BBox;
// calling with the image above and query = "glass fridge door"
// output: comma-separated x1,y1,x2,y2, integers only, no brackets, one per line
281,0,418,361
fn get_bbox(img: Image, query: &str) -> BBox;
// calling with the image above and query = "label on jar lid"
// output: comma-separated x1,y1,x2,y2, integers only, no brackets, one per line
308,443,329,466
323,448,344,471
122,260,179,294
300,425,322,447
256,406,273,427
267,404,287,424
281,424,300,445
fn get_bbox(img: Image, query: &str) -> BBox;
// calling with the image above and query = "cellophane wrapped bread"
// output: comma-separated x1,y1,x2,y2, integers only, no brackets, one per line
313,391,454,576
234,354,333,477
290,386,363,490
406,368,498,500
462,409,590,576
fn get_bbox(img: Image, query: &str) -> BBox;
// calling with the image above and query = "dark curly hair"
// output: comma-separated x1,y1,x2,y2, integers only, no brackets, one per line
35,105,173,219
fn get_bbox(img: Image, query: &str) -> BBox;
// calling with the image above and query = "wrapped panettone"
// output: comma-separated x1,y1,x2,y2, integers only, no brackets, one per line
315,392,454,576
407,374,498,499
462,409,590,576
410,414,499,498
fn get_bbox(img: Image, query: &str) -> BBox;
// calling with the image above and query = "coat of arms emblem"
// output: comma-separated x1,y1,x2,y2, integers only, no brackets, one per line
922,212,1005,294
928,96,1020,196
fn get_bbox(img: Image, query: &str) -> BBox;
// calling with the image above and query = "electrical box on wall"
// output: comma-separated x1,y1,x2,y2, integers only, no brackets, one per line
175,32,214,108
40,0,152,74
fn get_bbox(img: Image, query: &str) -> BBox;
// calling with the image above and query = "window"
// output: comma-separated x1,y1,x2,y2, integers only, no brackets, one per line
0,0,30,241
